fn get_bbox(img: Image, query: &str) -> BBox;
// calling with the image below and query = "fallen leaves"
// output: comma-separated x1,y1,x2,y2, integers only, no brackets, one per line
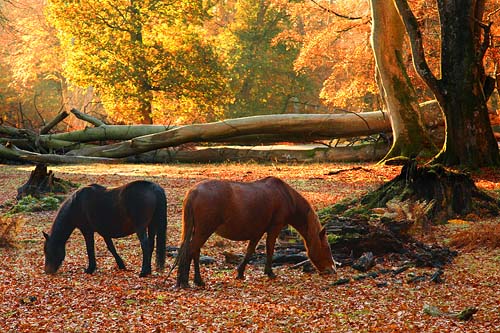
0,162,499,332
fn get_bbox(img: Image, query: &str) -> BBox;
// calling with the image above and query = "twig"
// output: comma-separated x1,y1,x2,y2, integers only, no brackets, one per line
325,166,371,175
309,0,364,20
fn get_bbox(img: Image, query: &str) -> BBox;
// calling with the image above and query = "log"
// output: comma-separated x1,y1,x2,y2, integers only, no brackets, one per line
69,111,391,158
0,125,37,139
0,137,95,151
44,124,176,143
0,143,120,164
126,142,390,163
40,111,69,134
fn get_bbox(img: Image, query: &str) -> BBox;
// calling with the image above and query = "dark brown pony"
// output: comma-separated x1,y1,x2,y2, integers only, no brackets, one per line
43,180,167,277
176,176,335,288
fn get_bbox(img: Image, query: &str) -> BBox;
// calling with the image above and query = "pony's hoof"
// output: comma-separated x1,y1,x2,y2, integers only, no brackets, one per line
194,280,205,287
236,274,245,280
84,267,96,274
267,272,277,279
176,282,190,289
139,271,151,277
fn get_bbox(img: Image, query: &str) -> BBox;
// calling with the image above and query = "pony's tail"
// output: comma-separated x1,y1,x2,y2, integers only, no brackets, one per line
173,196,195,287
154,186,167,272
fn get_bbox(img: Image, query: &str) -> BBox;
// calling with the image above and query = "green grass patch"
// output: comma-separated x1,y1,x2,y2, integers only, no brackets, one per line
7,195,62,216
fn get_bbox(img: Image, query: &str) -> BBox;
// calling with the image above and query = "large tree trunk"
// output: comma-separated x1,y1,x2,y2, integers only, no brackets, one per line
394,0,500,168
432,1,499,166
370,0,431,161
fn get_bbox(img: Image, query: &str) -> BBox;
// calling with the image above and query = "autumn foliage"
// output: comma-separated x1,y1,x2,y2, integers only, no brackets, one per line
0,215,22,247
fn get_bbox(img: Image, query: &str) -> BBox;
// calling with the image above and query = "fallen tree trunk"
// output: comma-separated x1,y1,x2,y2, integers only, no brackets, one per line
127,142,390,163
0,137,95,152
43,124,176,143
69,111,391,158
0,143,120,164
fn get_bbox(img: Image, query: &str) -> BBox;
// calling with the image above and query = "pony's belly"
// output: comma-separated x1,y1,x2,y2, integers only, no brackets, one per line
215,225,263,241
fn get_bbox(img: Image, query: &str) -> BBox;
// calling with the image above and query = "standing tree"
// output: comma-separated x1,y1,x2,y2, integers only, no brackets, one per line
369,0,433,161
46,0,229,124
394,0,500,167
214,0,322,118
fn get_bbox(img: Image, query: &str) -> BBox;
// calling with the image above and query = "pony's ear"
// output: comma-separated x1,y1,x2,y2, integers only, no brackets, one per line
42,231,49,240
319,227,326,239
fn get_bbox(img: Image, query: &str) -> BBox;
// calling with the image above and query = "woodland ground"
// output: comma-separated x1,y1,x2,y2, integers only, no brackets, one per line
0,162,499,332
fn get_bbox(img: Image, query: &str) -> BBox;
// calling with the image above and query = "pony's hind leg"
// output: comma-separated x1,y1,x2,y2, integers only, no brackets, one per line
190,232,214,287
193,249,205,286
137,230,152,277
103,237,126,270
237,239,259,280
83,231,97,274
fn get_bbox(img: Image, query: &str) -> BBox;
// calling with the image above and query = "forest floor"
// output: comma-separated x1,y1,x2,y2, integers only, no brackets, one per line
0,162,499,332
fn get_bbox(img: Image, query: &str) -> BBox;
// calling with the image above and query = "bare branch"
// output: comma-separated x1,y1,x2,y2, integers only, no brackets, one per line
309,0,364,20
70,108,106,127
40,111,69,134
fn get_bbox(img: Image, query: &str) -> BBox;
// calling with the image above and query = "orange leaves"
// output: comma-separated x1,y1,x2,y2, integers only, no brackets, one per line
1,162,500,331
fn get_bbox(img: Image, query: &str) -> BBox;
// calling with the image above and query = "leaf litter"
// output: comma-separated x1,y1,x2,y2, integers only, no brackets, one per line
0,162,499,332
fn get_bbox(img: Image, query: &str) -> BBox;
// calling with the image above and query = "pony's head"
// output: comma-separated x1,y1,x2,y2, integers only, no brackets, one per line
305,211,336,275
43,231,66,274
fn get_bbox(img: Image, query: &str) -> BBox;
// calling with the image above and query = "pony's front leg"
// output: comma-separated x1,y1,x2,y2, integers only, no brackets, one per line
103,237,126,270
83,231,97,274
237,239,259,280
137,230,152,277
264,231,280,279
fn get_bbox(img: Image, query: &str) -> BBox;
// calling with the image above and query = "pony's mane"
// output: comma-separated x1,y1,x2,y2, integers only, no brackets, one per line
277,178,312,216
49,185,98,240
275,178,320,241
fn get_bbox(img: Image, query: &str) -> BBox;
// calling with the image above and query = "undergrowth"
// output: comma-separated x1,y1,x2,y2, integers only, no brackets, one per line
0,215,24,248
1,195,62,246
449,222,500,250
6,195,61,216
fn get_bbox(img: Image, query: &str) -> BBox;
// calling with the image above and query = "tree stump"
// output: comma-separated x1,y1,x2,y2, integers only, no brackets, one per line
360,160,499,222
16,164,77,199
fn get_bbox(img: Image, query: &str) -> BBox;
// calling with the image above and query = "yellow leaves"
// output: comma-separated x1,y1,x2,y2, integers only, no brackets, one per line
448,219,472,225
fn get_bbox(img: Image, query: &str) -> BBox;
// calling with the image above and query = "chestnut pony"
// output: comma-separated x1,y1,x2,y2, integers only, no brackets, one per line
176,176,335,288
43,180,167,277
